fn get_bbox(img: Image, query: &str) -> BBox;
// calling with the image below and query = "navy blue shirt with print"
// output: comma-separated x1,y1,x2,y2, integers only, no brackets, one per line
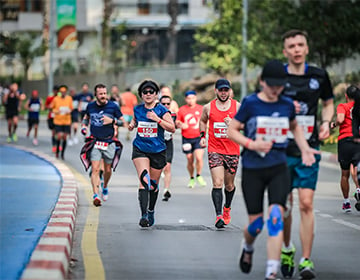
133,103,170,153
86,100,122,142
28,98,41,120
282,63,334,156
235,93,296,169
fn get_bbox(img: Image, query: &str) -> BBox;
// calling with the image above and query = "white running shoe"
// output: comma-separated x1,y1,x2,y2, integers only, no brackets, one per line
68,138,74,146
73,137,79,144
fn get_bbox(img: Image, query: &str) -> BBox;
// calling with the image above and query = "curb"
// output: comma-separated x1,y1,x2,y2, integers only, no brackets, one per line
15,146,78,280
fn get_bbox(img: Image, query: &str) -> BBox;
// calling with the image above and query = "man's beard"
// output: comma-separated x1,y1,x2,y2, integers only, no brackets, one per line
217,94,229,102
97,97,107,105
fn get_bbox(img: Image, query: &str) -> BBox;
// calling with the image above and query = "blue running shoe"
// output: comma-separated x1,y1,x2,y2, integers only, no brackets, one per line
102,187,108,201
148,210,155,226
139,214,149,227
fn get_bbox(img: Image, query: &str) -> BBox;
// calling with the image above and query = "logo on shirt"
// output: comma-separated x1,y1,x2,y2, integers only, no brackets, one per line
309,78,319,90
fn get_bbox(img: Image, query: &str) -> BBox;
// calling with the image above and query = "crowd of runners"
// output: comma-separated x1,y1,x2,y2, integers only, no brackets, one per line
2,28,360,280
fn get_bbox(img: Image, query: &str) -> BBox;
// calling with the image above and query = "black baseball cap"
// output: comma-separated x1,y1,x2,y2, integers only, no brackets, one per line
215,78,231,89
261,60,287,86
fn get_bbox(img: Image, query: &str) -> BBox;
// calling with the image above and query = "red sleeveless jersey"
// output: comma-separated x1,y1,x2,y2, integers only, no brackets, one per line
208,99,240,155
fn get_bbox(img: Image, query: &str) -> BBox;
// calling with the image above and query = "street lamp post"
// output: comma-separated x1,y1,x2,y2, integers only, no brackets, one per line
241,0,248,100
48,0,55,95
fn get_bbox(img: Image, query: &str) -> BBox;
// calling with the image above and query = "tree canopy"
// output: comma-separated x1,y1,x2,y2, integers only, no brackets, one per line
194,0,360,76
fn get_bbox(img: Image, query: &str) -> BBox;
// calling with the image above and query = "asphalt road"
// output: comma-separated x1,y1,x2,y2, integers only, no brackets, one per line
2,117,359,280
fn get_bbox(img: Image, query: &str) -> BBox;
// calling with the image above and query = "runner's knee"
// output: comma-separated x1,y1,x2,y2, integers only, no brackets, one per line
267,204,283,237
140,169,151,190
247,216,264,237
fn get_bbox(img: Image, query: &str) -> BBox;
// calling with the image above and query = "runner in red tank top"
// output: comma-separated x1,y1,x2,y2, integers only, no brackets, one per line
199,78,240,228
330,85,360,212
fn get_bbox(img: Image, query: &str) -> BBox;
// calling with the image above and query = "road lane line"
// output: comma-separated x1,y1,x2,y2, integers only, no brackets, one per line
332,219,360,231
70,167,105,280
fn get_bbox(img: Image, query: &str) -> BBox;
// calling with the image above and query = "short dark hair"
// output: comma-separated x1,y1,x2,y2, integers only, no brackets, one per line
160,95,172,103
94,83,107,94
346,85,360,100
58,85,68,91
282,29,308,42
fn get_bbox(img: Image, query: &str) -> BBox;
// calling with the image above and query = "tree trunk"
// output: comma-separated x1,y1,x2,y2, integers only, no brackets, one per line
164,0,178,65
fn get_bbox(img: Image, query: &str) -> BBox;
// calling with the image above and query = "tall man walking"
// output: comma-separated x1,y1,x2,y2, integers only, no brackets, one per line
199,78,240,228
280,29,334,279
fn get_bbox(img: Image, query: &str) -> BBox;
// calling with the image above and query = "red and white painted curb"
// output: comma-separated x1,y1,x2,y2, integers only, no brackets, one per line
17,146,78,280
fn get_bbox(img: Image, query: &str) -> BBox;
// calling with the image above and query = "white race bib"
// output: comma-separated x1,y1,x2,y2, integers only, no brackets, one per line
81,101,88,111
213,122,228,138
94,141,108,150
164,130,172,141
137,121,158,138
30,103,40,112
256,116,289,143
287,115,314,140
59,106,70,115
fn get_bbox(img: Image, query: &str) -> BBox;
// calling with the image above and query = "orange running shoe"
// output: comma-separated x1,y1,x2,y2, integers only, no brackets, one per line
215,215,225,228
223,207,231,225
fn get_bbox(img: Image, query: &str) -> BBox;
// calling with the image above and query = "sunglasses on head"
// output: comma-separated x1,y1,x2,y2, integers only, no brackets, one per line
142,89,156,95
161,102,170,105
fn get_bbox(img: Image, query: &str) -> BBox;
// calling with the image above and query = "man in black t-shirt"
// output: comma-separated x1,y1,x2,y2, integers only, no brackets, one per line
280,29,334,280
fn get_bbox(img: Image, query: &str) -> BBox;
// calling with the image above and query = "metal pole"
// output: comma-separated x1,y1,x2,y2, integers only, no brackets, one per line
241,0,248,100
48,0,55,95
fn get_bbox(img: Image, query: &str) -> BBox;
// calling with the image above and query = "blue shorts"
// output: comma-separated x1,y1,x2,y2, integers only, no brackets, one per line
123,115,133,123
181,136,203,154
287,153,321,190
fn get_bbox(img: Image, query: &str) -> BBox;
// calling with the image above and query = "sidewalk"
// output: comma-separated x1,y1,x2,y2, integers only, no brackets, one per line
0,144,78,280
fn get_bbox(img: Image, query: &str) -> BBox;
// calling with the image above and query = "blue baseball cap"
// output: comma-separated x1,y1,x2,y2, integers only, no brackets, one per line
185,90,197,97
215,78,231,89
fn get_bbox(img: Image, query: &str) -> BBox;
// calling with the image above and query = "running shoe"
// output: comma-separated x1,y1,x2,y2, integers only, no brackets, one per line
215,215,225,228
148,210,155,226
196,175,207,187
281,245,296,278
7,136,12,143
12,133,17,142
239,247,253,274
162,189,171,201
298,258,316,279
139,214,149,227
188,178,195,188
32,138,38,146
265,273,281,280
68,138,74,146
342,202,352,213
223,206,231,225
93,194,102,207
52,146,56,153
354,189,360,202
102,187,109,201
73,137,79,144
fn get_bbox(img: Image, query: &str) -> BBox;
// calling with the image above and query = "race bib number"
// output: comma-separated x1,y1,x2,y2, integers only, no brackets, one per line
256,116,289,143
94,141,108,150
164,130,172,141
73,100,79,108
213,122,228,138
81,101,88,111
287,115,314,140
182,143,192,152
59,106,70,115
30,103,40,112
137,122,158,137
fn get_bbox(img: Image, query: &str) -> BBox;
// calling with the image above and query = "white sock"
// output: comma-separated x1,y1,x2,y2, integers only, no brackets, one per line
266,259,279,278
344,198,350,203
242,239,254,252
283,241,294,251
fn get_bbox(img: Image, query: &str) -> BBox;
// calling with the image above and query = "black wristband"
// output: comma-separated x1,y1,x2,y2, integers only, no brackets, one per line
112,118,115,125
200,131,205,138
